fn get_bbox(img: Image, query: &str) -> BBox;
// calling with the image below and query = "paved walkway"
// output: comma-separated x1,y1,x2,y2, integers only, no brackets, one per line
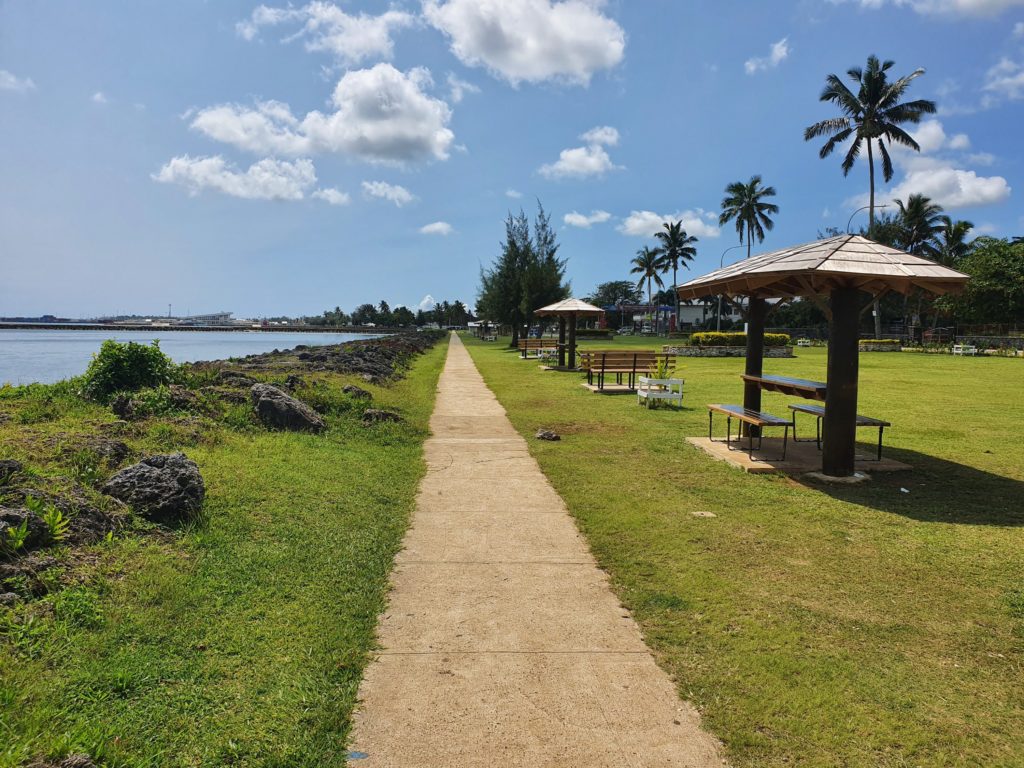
349,335,724,767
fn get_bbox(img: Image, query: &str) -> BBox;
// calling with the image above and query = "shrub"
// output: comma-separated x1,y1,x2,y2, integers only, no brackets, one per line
690,332,791,348
859,338,901,345
83,340,177,403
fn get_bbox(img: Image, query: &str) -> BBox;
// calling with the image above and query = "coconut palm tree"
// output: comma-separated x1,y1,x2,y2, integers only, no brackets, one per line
804,55,936,229
718,175,779,260
653,220,698,325
630,246,665,331
894,193,944,257
805,55,936,338
935,217,975,266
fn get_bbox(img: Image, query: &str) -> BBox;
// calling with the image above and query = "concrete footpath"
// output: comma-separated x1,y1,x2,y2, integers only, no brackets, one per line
348,334,724,767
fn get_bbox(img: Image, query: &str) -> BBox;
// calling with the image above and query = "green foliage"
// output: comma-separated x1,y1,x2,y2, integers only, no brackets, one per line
25,495,71,543
691,332,791,347
66,449,105,487
4,518,30,552
719,175,779,258
859,338,902,345
478,202,569,342
647,356,677,379
585,280,642,307
51,586,104,629
83,340,177,403
121,386,176,418
939,237,1024,323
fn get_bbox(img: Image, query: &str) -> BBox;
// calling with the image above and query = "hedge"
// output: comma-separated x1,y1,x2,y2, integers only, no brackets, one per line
859,338,901,345
690,332,791,348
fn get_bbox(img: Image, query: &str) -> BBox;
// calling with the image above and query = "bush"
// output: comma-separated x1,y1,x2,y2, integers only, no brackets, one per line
83,340,177,402
690,332,791,348
859,338,901,345
574,328,613,338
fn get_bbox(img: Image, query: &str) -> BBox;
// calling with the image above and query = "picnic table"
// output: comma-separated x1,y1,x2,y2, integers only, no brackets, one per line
741,374,827,401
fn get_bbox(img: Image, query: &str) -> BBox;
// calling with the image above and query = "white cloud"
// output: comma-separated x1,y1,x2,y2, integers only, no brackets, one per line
236,3,414,65
579,125,619,146
362,180,415,206
618,209,721,239
884,162,1011,208
744,37,789,75
312,187,351,205
0,70,35,92
190,63,454,165
423,0,625,86
538,125,622,179
844,118,1011,209
420,221,454,235
153,156,317,201
983,57,1024,100
845,0,1024,16
91,91,108,104
1015,20,1024,35
563,210,611,228
505,188,523,198
447,73,480,103
418,294,436,311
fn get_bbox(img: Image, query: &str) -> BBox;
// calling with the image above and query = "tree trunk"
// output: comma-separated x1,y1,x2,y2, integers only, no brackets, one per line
673,261,679,329
746,223,752,260
867,140,882,340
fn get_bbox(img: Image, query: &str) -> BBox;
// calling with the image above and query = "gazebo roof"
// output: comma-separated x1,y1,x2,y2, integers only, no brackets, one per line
534,298,605,317
676,235,969,300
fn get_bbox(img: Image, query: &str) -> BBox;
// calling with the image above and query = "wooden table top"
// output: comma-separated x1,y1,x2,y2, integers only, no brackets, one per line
741,374,827,401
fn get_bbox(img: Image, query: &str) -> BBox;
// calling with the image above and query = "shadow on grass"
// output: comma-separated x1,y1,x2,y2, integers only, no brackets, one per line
810,446,1024,527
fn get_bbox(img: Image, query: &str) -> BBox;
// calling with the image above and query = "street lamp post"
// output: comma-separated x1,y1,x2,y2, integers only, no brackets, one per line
846,203,889,234
716,244,748,331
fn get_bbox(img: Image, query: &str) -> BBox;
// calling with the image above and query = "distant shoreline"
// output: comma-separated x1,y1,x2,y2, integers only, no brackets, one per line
0,322,398,334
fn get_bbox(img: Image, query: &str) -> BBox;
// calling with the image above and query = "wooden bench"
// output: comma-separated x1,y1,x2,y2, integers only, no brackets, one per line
707,404,790,461
952,343,978,356
518,338,558,359
788,403,891,461
578,351,676,391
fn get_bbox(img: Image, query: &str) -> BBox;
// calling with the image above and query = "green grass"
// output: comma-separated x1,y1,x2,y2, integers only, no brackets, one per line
0,340,447,768
466,335,1024,768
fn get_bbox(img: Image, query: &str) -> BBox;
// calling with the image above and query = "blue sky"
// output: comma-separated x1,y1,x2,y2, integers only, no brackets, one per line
2,0,1022,318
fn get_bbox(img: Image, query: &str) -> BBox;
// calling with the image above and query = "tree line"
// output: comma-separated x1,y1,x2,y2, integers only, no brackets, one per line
305,298,473,328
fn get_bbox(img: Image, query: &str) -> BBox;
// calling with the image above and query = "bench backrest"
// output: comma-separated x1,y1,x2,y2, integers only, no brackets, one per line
578,351,676,370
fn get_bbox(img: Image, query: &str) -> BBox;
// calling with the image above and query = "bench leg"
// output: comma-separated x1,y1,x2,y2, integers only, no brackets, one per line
726,416,732,450
816,416,822,451
877,425,884,461
708,410,714,441
781,425,789,461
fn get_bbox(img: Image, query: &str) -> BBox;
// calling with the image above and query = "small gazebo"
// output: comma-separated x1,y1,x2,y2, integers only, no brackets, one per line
677,234,969,477
534,298,604,369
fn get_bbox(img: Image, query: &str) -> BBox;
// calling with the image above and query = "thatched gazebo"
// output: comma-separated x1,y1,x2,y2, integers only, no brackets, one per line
677,234,969,477
534,298,604,368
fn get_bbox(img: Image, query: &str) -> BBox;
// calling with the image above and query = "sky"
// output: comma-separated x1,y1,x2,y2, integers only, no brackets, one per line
1,0,1023,319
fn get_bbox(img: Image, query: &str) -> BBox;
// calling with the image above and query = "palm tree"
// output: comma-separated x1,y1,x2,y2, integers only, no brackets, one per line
718,175,779,260
804,55,936,230
894,194,944,257
805,55,936,338
653,220,698,326
630,246,665,332
935,216,974,267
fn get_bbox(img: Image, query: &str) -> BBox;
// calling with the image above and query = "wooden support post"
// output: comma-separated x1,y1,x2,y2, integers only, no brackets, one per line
567,314,577,369
823,286,861,477
558,317,567,368
742,297,767,436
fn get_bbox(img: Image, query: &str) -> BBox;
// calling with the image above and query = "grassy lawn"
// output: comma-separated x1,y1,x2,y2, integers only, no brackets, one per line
466,335,1024,767
0,338,447,768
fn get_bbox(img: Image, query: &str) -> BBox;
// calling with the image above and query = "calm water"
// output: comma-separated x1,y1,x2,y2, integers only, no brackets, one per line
0,329,377,385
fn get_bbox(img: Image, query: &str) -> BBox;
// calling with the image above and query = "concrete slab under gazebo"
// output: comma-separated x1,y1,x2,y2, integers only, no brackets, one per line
676,234,969,478
533,298,604,369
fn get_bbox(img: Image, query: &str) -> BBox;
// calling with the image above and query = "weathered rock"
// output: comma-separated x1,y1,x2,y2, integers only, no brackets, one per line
284,374,305,391
250,384,326,433
342,384,372,400
362,409,403,425
0,459,23,484
0,592,17,607
101,453,205,523
0,506,48,550
200,386,249,405
535,429,561,441
110,394,136,420
54,437,130,468
168,384,199,410
216,370,257,387
26,754,98,768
